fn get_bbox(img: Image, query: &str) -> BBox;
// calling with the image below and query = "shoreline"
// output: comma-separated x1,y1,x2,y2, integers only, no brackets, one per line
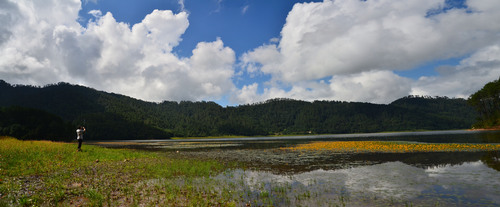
468,126,500,131
90,129,478,144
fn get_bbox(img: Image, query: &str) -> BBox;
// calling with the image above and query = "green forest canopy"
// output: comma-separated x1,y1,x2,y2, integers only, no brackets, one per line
0,80,478,141
468,77,500,128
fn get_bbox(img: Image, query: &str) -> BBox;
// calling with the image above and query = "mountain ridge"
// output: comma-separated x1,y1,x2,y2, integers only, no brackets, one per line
0,80,478,140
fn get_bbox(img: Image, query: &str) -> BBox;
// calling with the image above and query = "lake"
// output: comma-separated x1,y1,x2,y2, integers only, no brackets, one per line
94,130,500,206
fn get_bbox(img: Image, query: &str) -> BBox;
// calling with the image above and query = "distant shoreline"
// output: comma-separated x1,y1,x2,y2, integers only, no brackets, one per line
468,126,500,131
90,129,480,144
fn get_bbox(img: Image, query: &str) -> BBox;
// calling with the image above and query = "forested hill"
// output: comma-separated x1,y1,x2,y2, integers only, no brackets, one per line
0,80,477,140
468,77,500,128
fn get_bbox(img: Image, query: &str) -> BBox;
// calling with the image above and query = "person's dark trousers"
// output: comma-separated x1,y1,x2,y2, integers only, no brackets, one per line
78,139,82,151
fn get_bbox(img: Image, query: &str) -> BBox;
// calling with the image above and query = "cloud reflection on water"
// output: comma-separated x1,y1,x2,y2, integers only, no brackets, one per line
218,161,500,206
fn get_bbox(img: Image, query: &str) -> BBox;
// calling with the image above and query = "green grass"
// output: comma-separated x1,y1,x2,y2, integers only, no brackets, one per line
0,137,151,177
0,136,239,206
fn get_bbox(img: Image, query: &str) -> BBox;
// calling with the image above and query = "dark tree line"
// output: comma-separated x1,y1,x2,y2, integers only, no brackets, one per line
0,106,74,141
468,77,500,128
0,80,478,141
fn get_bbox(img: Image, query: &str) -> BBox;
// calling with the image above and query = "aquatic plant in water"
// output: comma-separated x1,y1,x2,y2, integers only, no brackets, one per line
281,141,500,153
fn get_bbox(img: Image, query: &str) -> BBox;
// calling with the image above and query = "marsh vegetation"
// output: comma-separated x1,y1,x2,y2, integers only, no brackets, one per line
1,130,500,206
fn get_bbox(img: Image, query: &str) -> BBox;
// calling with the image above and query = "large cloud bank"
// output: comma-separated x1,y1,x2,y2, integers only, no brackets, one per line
0,0,235,102
1,0,500,104
237,0,500,104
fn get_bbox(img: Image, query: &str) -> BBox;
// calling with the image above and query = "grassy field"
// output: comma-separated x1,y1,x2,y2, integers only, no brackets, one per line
2,137,499,206
0,137,240,206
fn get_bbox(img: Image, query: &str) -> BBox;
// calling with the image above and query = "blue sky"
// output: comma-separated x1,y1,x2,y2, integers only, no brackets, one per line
1,0,500,106
78,0,325,96
79,1,317,57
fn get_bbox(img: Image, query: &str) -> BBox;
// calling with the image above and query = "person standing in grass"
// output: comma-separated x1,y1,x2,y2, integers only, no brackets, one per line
76,126,86,151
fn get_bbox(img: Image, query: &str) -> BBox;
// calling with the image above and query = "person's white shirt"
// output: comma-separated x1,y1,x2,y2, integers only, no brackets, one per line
76,128,85,140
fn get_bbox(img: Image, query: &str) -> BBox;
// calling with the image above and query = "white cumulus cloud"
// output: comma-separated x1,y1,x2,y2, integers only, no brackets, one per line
232,70,411,104
411,44,500,98
238,0,500,104
2,0,500,105
0,0,236,102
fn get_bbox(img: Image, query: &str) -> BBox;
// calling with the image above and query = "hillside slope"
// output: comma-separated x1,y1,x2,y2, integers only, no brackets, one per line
0,80,477,140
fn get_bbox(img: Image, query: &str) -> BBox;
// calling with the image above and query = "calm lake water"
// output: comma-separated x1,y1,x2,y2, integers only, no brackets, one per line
94,130,500,206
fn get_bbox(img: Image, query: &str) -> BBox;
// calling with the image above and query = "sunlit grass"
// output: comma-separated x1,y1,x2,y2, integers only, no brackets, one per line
0,136,237,206
0,136,152,177
281,141,500,153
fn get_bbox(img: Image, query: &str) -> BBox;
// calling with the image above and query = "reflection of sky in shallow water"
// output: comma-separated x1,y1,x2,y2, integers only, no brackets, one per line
149,143,243,149
215,161,500,206
94,131,500,206
424,162,500,204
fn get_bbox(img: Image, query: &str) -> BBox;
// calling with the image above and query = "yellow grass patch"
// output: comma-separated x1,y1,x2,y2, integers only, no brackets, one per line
281,141,500,153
